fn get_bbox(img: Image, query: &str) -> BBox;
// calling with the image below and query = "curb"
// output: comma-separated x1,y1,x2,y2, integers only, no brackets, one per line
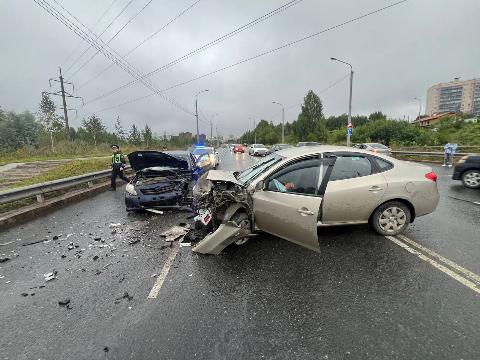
0,181,112,231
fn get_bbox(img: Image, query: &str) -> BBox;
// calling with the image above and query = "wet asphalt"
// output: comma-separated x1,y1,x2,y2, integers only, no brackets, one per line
0,149,479,360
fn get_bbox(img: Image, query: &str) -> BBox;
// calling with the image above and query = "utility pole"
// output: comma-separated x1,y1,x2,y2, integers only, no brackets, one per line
195,89,209,144
272,101,285,143
414,97,422,118
216,126,219,148
59,68,69,135
331,57,354,147
210,120,213,142
44,67,83,139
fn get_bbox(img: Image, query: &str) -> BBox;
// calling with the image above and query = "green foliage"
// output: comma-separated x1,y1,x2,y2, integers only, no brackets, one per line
82,114,106,147
129,124,142,145
142,124,153,147
0,109,39,152
294,90,325,141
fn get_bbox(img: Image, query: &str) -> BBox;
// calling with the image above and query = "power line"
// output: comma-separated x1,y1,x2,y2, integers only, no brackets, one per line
34,0,193,116
61,0,120,69
68,0,156,80
94,0,408,113
85,0,305,105
63,0,137,75
78,0,202,90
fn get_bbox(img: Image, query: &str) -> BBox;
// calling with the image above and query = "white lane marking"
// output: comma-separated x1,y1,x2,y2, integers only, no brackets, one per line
385,236,480,295
148,242,180,299
397,234,480,285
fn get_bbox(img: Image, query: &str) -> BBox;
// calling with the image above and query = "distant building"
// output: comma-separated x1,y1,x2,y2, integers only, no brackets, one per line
413,112,455,127
426,77,480,116
179,132,193,139
199,134,207,143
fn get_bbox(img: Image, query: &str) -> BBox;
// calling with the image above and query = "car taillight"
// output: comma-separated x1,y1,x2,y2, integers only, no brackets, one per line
425,172,437,182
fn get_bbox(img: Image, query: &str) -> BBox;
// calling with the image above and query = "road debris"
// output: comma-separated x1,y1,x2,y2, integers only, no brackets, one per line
160,226,189,242
0,256,10,263
21,293,28,297
94,237,102,241
109,223,122,228
44,271,57,281
146,209,164,214
58,298,70,306
21,238,49,247
116,291,133,302
128,239,140,246
151,273,158,278
0,240,16,246
180,242,192,247
93,255,99,261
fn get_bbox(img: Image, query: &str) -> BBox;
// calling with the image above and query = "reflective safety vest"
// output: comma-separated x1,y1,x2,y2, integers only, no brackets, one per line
112,153,124,166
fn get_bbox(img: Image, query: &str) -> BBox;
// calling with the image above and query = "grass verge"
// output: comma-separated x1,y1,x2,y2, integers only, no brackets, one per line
5,159,110,189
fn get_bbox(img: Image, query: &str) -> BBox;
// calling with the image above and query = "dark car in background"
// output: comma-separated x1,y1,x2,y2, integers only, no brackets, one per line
453,155,480,189
354,143,392,156
125,151,204,211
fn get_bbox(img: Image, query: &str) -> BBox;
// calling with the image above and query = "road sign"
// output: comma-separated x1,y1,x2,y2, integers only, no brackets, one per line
347,127,353,135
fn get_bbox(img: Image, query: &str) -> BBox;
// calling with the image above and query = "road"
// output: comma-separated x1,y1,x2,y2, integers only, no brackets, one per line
0,149,479,360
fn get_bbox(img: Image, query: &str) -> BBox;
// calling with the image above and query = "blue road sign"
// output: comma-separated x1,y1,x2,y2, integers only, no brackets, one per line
347,128,353,135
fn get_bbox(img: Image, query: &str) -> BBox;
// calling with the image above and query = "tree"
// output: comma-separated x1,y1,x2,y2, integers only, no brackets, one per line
114,116,126,141
38,93,63,151
294,90,325,141
369,111,387,121
142,124,153,147
129,124,141,145
82,114,105,147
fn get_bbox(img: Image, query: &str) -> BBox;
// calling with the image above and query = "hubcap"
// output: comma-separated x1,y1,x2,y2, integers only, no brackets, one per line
234,219,250,245
464,172,480,186
378,207,406,234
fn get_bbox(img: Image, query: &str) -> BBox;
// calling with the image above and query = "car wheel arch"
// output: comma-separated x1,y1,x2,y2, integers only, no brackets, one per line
369,198,416,224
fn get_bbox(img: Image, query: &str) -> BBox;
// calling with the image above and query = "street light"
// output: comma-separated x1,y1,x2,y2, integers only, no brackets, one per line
272,101,285,143
331,57,353,146
195,89,209,143
414,97,422,118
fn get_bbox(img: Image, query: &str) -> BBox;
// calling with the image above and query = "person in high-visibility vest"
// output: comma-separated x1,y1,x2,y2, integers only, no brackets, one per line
110,144,129,191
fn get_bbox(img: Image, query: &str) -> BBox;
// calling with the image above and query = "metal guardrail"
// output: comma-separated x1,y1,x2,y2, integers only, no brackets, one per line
391,151,470,157
0,167,130,205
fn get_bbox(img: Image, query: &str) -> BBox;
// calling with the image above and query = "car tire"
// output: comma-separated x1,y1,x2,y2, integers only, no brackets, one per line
461,170,480,189
230,212,250,246
370,201,411,236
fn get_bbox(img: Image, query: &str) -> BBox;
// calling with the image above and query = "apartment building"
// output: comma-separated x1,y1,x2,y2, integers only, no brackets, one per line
425,78,480,116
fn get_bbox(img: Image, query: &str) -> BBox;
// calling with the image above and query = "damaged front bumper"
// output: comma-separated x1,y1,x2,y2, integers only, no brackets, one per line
192,221,253,255
189,170,255,255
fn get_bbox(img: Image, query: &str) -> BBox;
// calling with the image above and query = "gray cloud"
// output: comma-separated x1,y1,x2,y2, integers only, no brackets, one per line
1,0,479,137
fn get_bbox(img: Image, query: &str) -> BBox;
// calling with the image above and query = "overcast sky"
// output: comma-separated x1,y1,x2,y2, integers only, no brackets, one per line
1,0,479,137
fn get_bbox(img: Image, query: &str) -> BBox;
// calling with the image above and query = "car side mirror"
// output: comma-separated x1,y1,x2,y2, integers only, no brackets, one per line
255,180,265,191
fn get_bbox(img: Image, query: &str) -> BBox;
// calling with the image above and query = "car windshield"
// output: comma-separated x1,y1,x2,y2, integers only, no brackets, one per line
254,144,265,148
236,154,283,184
369,143,389,149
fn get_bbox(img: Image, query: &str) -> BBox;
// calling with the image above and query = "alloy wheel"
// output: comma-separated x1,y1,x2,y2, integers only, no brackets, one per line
234,219,250,245
463,171,480,188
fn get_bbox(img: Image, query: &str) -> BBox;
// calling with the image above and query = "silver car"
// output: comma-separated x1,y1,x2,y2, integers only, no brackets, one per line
248,144,269,156
192,145,440,254
354,143,392,156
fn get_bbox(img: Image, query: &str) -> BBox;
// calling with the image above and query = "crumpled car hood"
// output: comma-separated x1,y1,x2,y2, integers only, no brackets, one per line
128,151,189,171
206,170,242,185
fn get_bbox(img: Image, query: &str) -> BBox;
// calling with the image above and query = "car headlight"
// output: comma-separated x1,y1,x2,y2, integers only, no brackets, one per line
457,156,468,164
125,183,137,196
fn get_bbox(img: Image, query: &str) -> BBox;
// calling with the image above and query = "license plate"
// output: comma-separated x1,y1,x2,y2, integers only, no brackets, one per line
200,209,212,226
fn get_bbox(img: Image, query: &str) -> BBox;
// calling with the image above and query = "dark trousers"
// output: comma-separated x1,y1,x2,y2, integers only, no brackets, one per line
111,167,129,189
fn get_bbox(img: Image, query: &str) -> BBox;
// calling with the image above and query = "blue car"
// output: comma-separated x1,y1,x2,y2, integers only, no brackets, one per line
125,151,206,211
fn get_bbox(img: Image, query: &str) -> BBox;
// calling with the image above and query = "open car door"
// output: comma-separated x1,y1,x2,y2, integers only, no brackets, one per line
252,156,335,252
